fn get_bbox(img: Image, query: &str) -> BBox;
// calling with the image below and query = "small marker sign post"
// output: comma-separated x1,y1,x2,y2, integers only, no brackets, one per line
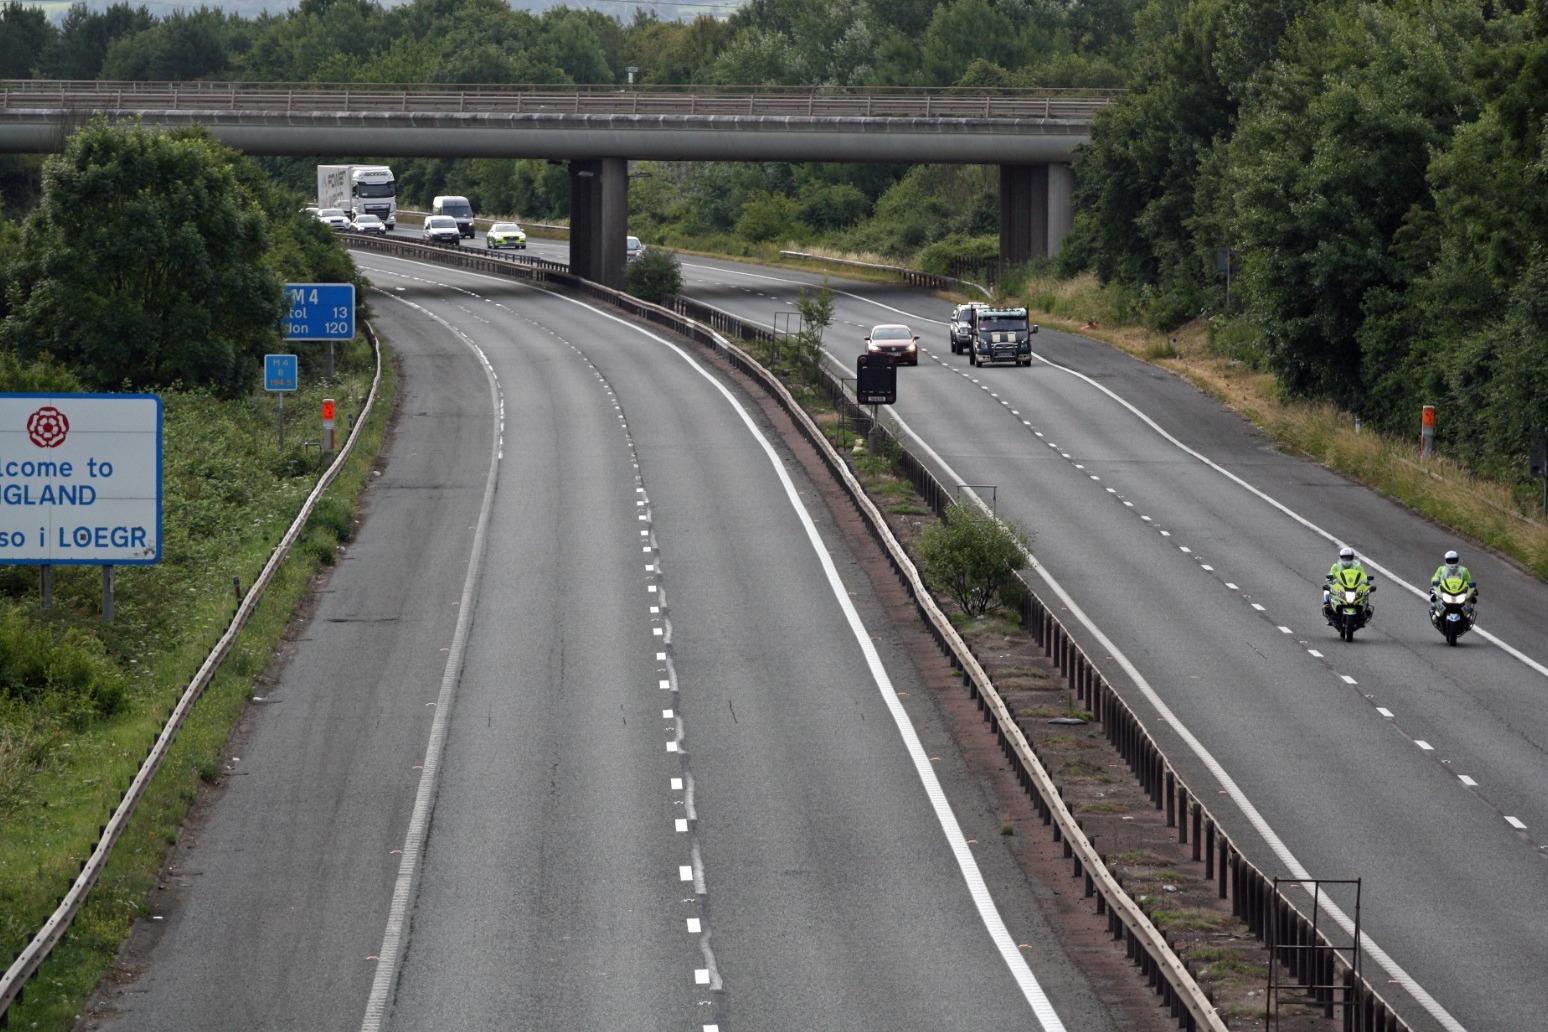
1421,405,1436,458
265,354,298,448
322,398,336,457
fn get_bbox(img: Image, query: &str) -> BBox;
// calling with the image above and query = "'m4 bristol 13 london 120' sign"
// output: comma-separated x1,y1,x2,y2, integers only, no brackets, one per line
0,394,162,565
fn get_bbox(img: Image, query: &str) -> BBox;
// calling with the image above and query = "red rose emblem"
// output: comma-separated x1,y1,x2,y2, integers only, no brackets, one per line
27,406,70,449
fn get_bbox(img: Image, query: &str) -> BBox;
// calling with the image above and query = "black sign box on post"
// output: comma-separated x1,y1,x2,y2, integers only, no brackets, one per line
856,353,897,405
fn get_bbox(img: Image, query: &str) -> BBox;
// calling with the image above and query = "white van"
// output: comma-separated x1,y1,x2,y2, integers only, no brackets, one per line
432,195,475,238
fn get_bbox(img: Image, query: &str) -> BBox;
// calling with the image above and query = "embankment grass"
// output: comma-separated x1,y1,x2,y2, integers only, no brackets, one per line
0,345,394,1030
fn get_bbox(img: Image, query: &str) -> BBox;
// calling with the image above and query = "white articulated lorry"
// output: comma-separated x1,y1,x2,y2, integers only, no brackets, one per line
317,164,397,229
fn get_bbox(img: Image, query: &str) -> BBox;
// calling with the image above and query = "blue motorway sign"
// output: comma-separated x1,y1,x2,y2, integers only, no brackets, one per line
283,283,355,341
265,354,298,392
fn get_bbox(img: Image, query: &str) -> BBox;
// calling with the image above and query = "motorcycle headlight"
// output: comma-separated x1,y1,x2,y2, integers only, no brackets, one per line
1440,591,1468,604
1343,591,1360,603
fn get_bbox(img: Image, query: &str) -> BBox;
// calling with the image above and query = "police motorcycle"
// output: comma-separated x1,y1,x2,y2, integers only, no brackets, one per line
1429,573,1477,646
1324,567,1375,641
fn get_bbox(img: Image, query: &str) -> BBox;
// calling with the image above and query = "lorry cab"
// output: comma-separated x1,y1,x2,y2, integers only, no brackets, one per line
433,196,476,238
968,306,1038,367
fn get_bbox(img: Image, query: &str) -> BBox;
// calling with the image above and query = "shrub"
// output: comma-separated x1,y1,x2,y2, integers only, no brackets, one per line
625,247,683,305
914,503,1032,617
0,607,126,721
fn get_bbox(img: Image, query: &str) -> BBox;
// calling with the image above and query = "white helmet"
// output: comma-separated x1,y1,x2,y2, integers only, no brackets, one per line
1444,550,1459,564
1339,547,1355,562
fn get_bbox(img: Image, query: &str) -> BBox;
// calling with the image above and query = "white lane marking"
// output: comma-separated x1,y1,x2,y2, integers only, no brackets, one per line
679,866,693,882
359,295,503,1032
537,291,1070,1030
1506,817,1527,830
1017,347,1547,683
1416,741,1434,751
1340,675,1357,685
1251,603,1266,612
687,918,701,933
1378,709,1394,718
876,414,1469,1032
1279,627,1293,635
1458,775,1476,786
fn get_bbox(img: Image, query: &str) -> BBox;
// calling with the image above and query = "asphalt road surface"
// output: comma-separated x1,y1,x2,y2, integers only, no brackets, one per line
84,252,1130,1032
663,253,1548,1032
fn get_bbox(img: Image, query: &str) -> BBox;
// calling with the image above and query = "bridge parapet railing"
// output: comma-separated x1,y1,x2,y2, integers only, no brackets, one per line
0,80,1117,121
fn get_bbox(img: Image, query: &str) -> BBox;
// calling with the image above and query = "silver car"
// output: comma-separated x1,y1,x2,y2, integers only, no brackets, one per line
316,208,351,231
422,215,461,246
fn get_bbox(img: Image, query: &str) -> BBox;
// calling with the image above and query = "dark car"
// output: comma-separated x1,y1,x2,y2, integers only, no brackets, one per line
865,323,920,366
949,303,987,354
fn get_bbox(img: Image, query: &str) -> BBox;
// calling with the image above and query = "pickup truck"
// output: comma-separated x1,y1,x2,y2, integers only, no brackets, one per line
949,303,987,354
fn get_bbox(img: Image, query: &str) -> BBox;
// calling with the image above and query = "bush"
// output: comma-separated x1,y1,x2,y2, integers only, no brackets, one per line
914,503,1032,617
625,247,684,304
0,607,125,721
735,189,803,243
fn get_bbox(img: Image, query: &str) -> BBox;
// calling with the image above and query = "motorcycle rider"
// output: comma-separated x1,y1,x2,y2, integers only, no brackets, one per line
1324,546,1375,624
1430,549,1478,605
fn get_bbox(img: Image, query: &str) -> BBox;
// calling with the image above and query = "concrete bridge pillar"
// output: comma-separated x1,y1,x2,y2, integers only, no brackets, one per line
568,157,628,288
999,162,1074,265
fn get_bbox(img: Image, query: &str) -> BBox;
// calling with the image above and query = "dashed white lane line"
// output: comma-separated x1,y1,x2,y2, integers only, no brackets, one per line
1416,741,1434,751
1506,817,1527,830
1378,708,1394,718
1339,675,1357,685
1458,775,1477,786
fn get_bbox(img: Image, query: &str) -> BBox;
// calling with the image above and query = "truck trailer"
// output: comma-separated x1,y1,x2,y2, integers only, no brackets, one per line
318,164,397,229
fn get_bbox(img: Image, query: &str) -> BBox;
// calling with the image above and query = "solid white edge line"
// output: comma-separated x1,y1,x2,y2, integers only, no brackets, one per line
873,374,1469,1032
365,255,1067,1029
539,289,1070,1031
359,294,503,1032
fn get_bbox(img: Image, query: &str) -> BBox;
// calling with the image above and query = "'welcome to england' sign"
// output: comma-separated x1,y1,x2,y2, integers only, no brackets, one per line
0,394,162,565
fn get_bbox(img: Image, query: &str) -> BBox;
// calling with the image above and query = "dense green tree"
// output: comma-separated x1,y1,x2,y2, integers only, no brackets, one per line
0,1,55,79
1,121,287,397
35,3,153,80
100,8,235,80
625,15,735,84
1226,1,1481,407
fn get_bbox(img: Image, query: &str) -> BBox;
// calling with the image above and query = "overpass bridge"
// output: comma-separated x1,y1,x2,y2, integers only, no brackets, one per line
0,81,1114,288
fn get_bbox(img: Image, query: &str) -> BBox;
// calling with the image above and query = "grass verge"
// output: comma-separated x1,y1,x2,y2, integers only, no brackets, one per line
0,349,395,1030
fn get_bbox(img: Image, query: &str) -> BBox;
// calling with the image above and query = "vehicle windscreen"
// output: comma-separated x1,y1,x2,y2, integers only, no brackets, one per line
872,327,910,340
356,182,394,198
979,318,1026,332
441,200,472,217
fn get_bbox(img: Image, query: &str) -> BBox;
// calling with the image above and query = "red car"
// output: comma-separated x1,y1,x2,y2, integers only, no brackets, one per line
865,323,919,366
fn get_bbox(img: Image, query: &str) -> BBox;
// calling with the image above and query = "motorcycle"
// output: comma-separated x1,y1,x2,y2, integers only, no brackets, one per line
1429,575,1477,646
1323,568,1375,641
